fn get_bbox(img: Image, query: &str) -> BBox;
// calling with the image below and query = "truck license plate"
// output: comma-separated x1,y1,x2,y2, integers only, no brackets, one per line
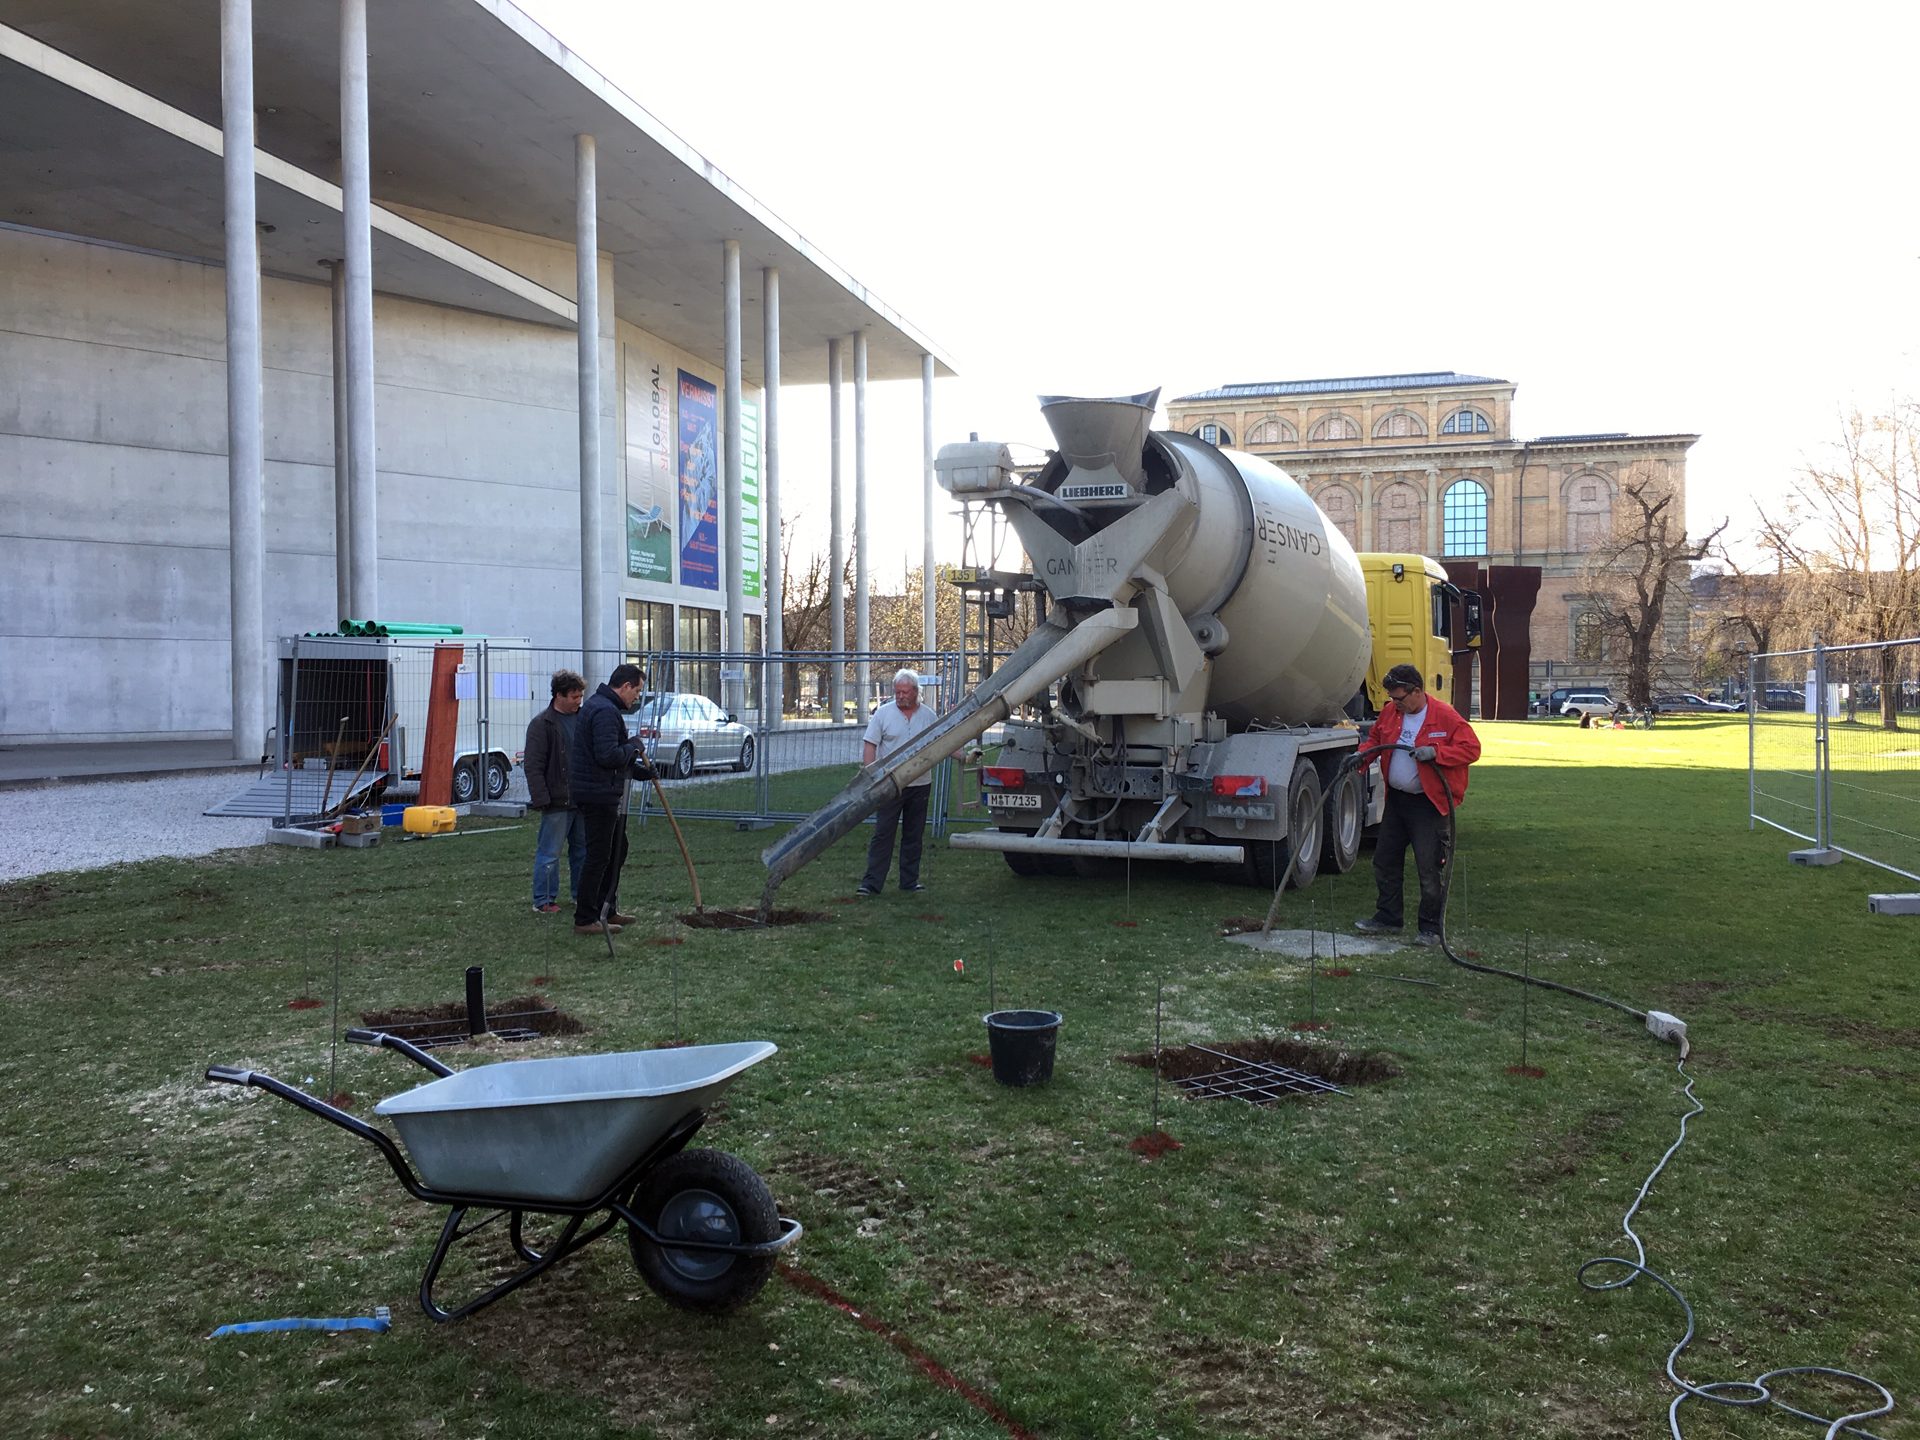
986,792,1043,810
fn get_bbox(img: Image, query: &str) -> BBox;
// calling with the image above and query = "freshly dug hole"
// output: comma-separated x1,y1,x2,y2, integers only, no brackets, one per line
1123,1036,1400,1093
360,996,583,1040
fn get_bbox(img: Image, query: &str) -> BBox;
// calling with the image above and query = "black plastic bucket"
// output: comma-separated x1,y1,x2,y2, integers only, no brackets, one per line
983,1009,1062,1087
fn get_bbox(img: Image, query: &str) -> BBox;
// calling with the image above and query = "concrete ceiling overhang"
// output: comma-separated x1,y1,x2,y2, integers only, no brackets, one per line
0,0,954,386
1,33,576,328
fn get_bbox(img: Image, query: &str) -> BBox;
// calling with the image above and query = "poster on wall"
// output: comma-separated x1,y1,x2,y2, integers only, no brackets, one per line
741,399,762,600
677,371,720,592
624,346,674,582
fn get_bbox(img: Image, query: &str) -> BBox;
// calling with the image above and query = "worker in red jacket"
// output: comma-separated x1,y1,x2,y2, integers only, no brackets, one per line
1355,662,1482,946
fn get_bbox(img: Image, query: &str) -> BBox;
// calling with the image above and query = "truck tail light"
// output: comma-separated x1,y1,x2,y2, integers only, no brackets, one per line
982,765,1026,789
1212,774,1267,798
378,740,390,772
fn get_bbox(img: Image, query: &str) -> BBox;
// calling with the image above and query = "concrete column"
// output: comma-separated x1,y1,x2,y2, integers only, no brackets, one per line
324,258,350,625
853,330,869,703
763,265,782,723
921,353,936,653
576,133,603,656
1360,471,1374,551
340,0,378,620
828,338,844,720
722,239,744,716
1425,467,1441,555
222,0,266,761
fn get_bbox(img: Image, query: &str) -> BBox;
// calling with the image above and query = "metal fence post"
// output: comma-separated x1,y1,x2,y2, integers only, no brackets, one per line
280,636,301,828
1814,643,1830,852
1746,652,1756,831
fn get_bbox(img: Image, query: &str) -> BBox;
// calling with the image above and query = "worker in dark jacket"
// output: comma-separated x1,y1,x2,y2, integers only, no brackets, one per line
569,663,648,935
524,668,586,915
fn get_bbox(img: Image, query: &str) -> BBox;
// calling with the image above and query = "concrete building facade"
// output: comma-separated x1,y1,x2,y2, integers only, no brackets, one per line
1166,373,1699,669
0,1,952,750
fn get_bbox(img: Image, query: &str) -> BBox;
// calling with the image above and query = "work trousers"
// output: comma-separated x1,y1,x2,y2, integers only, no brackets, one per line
531,806,587,909
1372,785,1451,933
862,784,931,891
574,802,629,926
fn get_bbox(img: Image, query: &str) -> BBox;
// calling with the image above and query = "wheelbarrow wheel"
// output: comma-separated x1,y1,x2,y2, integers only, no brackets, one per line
628,1148,779,1313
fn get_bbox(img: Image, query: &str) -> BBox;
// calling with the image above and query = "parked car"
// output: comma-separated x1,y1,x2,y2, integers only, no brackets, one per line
1559,692,1617,720
1760,687,1806,711
1542,685,1610,716
625,692,756,778
1654,692,1739,713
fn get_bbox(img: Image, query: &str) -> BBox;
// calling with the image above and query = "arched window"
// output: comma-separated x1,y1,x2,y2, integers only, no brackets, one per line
1308,413,1359,443
1574,611,1605,662
1192,421,1233,448
1442,479,1488,556
1376,480,1421,552
1374,410,1428,440
1441,408,1491,435
1316,484,1360,548
1565,472,1615,552
1246,416,1297,446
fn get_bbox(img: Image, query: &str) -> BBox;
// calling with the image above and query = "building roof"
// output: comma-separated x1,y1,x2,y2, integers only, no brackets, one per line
1171,372,1509,403
1530,433,1700,446
0,0,953,385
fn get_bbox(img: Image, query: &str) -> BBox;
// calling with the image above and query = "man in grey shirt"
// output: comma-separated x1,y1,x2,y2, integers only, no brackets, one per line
524,668,587,914
857,669,939,895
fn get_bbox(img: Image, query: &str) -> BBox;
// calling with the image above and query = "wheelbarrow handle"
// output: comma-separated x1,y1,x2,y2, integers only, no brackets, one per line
344,1028,456,1078
203,1062,432,1201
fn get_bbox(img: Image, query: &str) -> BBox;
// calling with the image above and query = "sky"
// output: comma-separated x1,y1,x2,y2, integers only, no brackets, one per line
521,0,1920,580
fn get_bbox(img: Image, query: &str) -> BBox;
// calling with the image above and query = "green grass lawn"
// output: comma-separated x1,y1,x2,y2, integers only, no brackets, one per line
3,717,1916,1439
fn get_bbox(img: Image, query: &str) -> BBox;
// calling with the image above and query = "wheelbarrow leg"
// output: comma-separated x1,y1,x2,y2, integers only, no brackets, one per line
419,1206,619,1323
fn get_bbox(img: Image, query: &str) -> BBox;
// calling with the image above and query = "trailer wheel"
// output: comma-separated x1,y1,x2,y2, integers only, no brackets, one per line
628,1148,779,1313
1321,765,1363,874
451,758,478,804
483,754,510,800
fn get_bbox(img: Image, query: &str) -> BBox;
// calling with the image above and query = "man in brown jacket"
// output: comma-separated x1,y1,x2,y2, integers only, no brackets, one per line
525,669,586,914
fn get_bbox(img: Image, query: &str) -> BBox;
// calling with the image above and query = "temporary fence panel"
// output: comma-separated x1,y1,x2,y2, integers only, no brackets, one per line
1747,647,1822,848
1749,641,1920,882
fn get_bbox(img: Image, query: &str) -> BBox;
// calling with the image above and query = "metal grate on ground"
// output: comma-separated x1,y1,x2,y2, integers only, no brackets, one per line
1174,1044,1347,1104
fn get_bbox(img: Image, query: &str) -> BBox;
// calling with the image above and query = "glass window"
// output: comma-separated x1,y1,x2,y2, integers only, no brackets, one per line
1441,408,1491,435
1193,422,1233,447
679,605,721,703
1443,480,1488,556
624,599,674,688
1574,611,1605,662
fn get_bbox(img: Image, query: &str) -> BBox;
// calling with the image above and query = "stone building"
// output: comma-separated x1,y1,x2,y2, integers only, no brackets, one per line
1165,372,1699,671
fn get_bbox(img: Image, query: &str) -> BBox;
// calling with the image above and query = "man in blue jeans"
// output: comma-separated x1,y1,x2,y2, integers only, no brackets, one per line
524,669,587,914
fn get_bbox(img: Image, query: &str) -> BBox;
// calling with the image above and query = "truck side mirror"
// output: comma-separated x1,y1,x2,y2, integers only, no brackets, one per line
1462,591,1484,650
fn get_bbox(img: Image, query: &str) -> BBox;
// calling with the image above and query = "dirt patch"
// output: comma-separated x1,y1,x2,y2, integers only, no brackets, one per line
1218,915,1267,936
1729,1003,1920,1051
647,936,684,946
773,1150,906,1224
1510,1106,1624,1183
3,880,59,913
1289,1020,1333,1033
678,907,828,929
287,997,324,1011
359,996,584,1042
966,1053,992,1068
1505,1064,1547,1080
1123,1037,1401,1094
1128,1130,1181,1159
915,912,946,922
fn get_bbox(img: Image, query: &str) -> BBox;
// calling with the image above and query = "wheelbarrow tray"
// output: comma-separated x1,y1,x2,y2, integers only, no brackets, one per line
374,1041,775,1205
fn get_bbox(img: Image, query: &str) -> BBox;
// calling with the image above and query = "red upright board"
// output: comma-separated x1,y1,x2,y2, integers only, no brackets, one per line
418,644,464,806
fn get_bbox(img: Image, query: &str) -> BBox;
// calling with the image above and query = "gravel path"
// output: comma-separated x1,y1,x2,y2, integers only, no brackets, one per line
0,770,268,884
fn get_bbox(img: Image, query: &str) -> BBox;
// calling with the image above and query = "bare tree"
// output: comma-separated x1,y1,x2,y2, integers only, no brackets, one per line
1581,462,1728,709
1757,403,1920,729
1694,540,1798,688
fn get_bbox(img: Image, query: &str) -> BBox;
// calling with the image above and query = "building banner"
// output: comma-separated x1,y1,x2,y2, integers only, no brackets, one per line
677,370,720,591
741,398,762,600
624,345,674,582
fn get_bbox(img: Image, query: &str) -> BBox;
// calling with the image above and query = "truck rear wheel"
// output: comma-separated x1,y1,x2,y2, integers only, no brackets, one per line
1321,765,1363,874
1283,760,1324,890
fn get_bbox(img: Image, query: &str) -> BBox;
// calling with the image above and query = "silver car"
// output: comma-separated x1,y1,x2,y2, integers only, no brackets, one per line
625,692,755,778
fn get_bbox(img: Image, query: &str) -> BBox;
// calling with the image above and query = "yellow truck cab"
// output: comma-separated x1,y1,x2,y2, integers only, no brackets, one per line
1356,553,1481,716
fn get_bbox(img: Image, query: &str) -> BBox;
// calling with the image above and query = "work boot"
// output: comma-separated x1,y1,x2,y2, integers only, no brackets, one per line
1413,930,1443,948
574,921,621,936
1353,916,1400,934
606,911,638,926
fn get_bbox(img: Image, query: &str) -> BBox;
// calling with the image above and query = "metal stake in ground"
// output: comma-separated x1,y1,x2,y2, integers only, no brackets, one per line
1521,931,1531,1072
1151,970,1164,1137
328,932,342,1102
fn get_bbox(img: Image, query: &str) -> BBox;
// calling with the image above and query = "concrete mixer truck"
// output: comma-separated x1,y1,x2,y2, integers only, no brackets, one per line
757,390,1476,909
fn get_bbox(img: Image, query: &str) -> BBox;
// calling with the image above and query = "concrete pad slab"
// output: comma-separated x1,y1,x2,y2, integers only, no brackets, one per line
265,826,333,850
1224,927,1411,959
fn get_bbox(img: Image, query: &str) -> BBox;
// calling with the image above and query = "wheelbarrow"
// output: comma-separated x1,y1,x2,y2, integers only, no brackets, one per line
206,1029,802,1322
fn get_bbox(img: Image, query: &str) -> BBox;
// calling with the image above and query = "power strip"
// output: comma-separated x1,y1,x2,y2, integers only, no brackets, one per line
1644,1010,1689,1057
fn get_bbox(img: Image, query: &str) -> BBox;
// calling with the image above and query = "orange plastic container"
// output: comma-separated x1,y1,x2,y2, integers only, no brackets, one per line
402,805,457,835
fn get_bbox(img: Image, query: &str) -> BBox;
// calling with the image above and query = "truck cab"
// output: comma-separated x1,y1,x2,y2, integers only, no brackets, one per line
1355,553,1481,717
